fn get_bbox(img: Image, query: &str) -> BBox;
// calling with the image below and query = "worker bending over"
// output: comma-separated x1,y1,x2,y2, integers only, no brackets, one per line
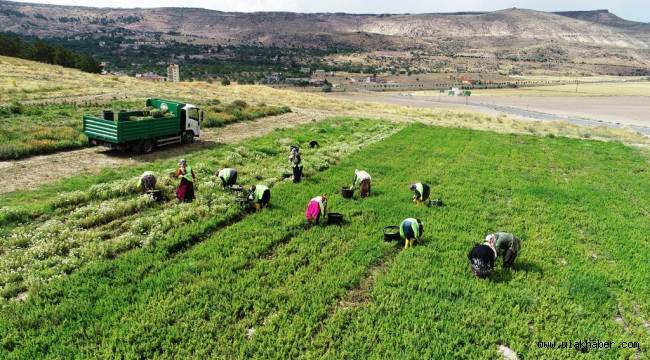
410,182,431,205
352,169,372,198
485,232,520,268
216,167,238,188
467,232,521,278
305,195,328,224
400,218,423,249
139,171,156,192
248,184,271,211
467,243,496,278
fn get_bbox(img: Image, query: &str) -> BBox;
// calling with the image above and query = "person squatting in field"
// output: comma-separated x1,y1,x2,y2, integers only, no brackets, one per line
139,171,156,192
248,184,271,211
468,232,521,278
352,169,372,197
305,195,328,225
216,167,238,188
289,146,303,183
176,159,196,202
410,182,431,205
400,218,423,249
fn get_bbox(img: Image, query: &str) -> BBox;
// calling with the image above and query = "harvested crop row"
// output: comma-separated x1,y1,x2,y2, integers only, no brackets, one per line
0,118,401,299
2,124,650,359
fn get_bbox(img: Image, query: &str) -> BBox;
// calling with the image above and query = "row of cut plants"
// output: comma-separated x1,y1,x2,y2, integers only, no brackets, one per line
2,124,650,359
0,118,401,299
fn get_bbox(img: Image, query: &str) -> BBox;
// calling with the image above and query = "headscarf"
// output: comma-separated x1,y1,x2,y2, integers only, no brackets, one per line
484,234,497,258
178,159,187,166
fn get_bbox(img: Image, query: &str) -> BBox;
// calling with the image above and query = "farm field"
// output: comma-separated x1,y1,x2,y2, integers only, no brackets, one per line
468,81,650,97
1,122,649,359
4,56,649,150
334,90,650,132
0,99,290,160
0,118,400,298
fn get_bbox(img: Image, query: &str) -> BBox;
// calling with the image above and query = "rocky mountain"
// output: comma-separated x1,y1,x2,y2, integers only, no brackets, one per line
1,1,648,75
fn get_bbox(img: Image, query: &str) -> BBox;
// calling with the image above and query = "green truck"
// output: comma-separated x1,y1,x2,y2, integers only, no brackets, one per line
83,98,203,153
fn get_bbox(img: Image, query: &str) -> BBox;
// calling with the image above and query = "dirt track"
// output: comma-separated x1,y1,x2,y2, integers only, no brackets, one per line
330,92,650,135
0,110,329,195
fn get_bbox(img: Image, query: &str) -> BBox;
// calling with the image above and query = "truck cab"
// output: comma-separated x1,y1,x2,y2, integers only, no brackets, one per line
182,105,202,141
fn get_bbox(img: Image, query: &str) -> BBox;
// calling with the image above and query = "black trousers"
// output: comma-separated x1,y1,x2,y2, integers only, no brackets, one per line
293,165,303,183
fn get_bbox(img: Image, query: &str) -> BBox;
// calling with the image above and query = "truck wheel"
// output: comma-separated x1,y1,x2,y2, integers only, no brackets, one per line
129,141,142,153
141,140,154,154
182,131,195,145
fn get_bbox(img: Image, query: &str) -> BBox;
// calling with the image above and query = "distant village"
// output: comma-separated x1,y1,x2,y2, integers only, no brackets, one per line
107,62,582,94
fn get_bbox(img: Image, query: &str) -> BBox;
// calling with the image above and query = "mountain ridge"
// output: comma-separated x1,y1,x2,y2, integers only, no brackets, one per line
1,1,648,75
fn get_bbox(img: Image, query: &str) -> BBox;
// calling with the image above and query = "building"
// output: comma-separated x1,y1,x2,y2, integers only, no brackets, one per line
167,64,180,83
136,72,166,82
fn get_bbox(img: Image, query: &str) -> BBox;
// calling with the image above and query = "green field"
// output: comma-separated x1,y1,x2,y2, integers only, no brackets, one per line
1,120,650,359
0,100,290,160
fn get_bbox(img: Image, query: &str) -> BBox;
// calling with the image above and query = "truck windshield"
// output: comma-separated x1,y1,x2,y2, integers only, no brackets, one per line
188,108,200,121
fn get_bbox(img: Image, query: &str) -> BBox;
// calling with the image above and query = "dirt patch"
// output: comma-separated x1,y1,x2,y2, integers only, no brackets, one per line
12,291,28,302
497,345,519,360
0,110,328,195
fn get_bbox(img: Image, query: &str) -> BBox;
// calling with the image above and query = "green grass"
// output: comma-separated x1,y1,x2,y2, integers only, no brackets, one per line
1,123,649,359
201,99,291,128
0,118,401,299
0,101,139,160
0,99,290,160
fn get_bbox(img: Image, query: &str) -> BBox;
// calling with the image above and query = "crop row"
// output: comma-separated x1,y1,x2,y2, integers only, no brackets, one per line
0,118,401,299
2,124,650,359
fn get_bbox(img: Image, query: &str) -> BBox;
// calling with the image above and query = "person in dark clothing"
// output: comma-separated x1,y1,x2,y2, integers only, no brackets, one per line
468,243,496,278
409,182,431,205
289,146,303,183
176,159,196,202
216,167,238,188
248,184,271,211
400,218,423,249
139,171,157,192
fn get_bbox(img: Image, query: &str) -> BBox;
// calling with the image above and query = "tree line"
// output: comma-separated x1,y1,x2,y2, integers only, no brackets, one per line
0,33,101,73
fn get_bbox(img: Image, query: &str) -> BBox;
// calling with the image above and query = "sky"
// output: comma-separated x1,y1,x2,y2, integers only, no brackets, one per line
14,0,650,22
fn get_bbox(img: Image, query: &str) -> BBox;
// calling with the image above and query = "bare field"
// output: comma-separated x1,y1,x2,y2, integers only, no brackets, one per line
333,90,650,133
470,81,650,97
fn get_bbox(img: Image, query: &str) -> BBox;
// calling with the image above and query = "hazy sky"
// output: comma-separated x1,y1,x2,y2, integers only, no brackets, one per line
15,0,650,22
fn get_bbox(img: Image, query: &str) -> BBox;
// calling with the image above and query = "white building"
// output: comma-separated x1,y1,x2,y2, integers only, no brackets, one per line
167,64,180,83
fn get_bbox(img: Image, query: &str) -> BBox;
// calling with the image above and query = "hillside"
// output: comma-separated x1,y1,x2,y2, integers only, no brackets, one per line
0,1,649,76
554,9,650,29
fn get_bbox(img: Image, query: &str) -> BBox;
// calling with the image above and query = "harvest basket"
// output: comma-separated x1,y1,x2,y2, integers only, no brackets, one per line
383,226,400,241
341,186,354,199
327,212,344,225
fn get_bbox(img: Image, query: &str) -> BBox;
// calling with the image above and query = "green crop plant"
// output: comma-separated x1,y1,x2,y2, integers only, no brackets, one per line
2,123,649,359
0,118,401,299
200,100,291,128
